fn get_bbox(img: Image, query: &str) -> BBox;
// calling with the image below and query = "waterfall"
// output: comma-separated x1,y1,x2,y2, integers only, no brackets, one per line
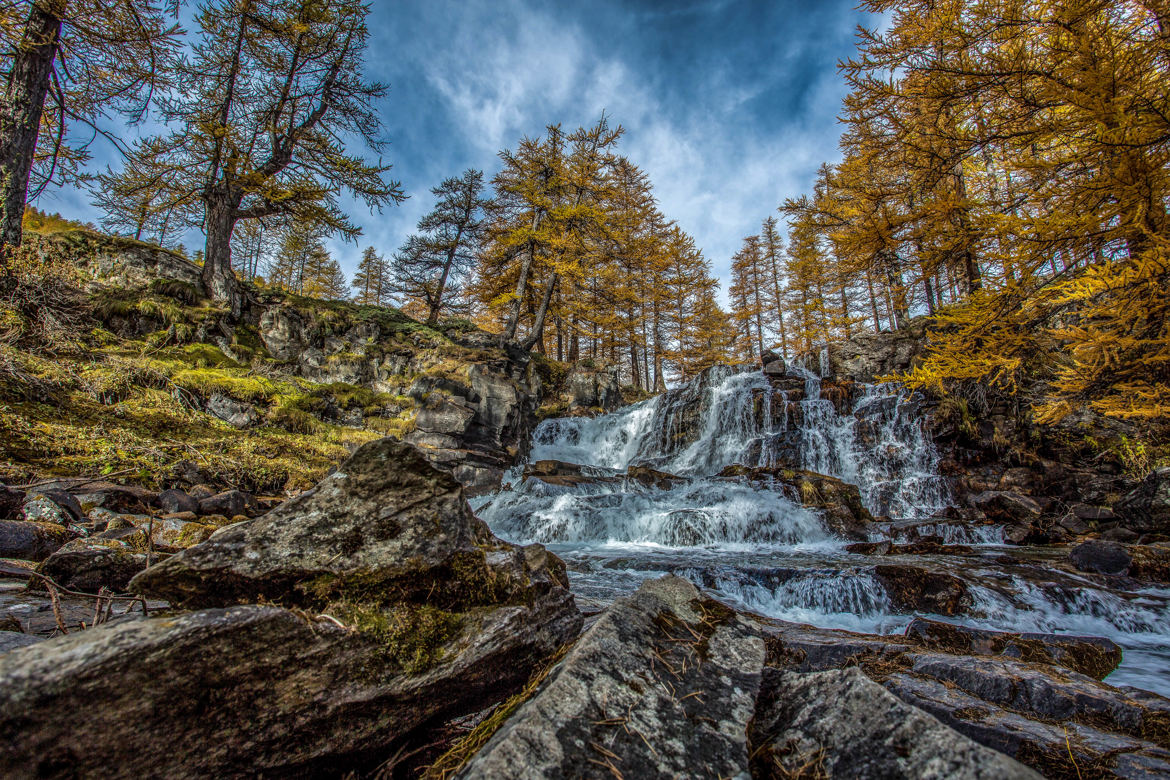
475,363,1170,697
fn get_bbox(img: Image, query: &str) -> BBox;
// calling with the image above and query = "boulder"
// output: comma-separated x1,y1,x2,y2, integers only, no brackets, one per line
1070,540,1132,575
37,538,148,593
205,392,259,428
523,460,620,488
904,618,1121,680
750,667,1038,779
563,364,622,411
719,465,874,541
157,488,199,515
1127,544,1170,584
0,597,577,778
0,631,42,653
1114,467,1170,534
873,564,970,615
257,305,308,361
1,438,581,778
459,576,765,779
968,491,1042,526
195,490,251,518
0,520,75,562
131,438,572,614
20,495,74,526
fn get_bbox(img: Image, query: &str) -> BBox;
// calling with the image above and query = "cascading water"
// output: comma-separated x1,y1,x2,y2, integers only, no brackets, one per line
474,364,1170,696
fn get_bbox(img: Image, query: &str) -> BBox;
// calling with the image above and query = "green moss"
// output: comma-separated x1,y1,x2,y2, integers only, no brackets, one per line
331,601,461,674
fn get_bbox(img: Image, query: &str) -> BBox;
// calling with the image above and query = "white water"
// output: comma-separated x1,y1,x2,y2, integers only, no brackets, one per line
476,365,1170,696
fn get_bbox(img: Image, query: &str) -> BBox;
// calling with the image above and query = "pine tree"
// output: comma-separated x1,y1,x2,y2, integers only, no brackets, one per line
352,246,391,306
103,0,404,309
0,1,181,273
389,169,487,324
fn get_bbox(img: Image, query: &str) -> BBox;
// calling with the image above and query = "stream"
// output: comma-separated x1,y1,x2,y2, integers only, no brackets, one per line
471,365,1170,696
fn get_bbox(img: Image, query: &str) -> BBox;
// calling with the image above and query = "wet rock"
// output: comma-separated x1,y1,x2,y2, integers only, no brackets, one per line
1058,513,1091,534
1070,540,1132,575
873,564,970,615
750,667,1038,779
37,538,148,593
969,491,1042,526
1114,467,1170,534
0,595,578,778
904,618,1121,680
719,465,874,541
1070,503,1115,522
523,460,620,488
0,520,75,562
459,576,765,779
1101,526,1140,543
625,465,685,490
157,488,199,515
846,538,974,557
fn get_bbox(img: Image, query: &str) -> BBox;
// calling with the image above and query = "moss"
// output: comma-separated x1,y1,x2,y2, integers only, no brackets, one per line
330,601,461,674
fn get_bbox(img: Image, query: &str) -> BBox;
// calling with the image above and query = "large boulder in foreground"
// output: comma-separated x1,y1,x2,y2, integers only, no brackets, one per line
1,438,581,778
459,576,764,779
130,438,533,611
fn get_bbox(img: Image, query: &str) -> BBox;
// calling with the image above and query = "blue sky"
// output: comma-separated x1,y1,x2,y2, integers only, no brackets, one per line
41,0,876,297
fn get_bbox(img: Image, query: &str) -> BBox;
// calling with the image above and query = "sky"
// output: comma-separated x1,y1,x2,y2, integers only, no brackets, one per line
40,0,878,299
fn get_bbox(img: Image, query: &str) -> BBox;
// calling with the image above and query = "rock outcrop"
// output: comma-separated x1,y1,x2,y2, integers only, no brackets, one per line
0,438,581,778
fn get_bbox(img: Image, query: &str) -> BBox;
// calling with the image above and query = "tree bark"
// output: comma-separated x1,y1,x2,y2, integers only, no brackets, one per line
0,0,64,273
202,193,242,316
522,271,558,352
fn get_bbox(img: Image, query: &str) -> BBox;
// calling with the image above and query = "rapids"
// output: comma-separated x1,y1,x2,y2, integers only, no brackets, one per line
472,364,1170,696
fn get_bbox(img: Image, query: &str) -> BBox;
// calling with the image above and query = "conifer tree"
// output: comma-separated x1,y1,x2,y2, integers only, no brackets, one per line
389,169,487,324
105,0,404,310
0,0,181,273
352,246,391,306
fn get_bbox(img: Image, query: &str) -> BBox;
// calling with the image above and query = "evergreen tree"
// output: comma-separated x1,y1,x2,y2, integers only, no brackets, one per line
352,246,391,306
104,0,404,309
0,0,181,274
389,169,487,324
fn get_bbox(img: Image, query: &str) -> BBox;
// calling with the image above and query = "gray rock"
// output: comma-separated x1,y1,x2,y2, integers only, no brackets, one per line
0,597,579,778
130,439,571,617
205,392,259,428
968,491,1042,525
37,538,148,593
0,484,25,520
0,520,75,562
414,397,476,435
0,631,42,654
751,667,1038,779
1115,467,1170,534
20,495,72,526
157,488,199,515
563,365,622,411
258,305,308,361
1070,540,1132,575
195,489,250,518
904,617,1121,680
459,576,765,780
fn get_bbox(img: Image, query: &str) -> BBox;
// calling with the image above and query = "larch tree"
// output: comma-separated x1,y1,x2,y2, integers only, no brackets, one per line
389,169,487,324
351,246,390,306
106,0,404,311
0,0,181,281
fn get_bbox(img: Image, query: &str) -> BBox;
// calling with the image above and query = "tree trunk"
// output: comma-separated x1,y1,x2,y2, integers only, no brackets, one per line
522,271,557,352
202,195,242,315
502,213,539,341
0,0,64,275
427,225,464,325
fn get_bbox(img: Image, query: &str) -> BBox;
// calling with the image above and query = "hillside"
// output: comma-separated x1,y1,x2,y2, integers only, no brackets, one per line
0,228,622,496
